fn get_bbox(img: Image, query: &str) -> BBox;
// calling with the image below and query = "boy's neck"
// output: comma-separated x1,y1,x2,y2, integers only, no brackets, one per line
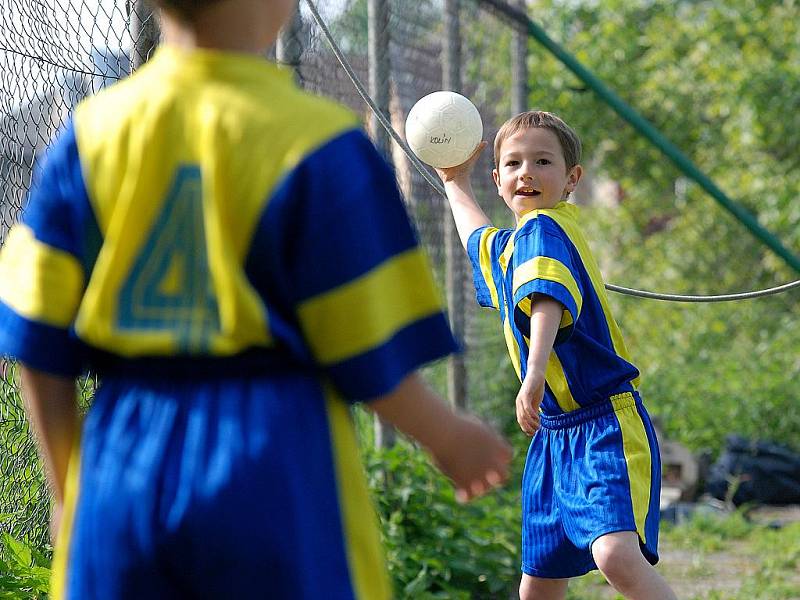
512,198,565,223
159,0,284,55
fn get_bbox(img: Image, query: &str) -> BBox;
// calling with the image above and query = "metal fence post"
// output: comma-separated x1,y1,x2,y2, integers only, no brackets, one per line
368,0,396,448
511,0,528,115
277,7,304,84
130,0,159,70
443,0,468,409
368,0,392,159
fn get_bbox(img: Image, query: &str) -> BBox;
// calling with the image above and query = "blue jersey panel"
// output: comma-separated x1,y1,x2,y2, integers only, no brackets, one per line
19,121,102,269
248,129,457,401
252,130,420,301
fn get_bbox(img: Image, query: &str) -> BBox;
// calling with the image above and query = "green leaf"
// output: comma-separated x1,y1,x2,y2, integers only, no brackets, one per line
2,533,32,568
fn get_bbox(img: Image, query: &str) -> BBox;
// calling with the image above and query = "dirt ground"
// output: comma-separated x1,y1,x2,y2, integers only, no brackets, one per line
577,506,800,599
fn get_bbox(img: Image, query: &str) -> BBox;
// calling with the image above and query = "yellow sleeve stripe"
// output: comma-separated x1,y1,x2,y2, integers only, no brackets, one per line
0,225,84,327
517,295,574,330
478,227,500,309
512,256,582,316
298,249,444,365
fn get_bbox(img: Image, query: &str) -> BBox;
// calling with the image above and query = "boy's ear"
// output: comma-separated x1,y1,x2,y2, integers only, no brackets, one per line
492,168,502,195
566,165,583,193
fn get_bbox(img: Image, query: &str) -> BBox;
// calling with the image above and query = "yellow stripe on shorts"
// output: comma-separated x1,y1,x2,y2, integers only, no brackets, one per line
50,437,82,600
324,389,391,600
612,392,651,543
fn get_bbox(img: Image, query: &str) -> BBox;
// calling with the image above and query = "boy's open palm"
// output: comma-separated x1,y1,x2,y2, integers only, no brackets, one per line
431,412,512,503
434,141,488,183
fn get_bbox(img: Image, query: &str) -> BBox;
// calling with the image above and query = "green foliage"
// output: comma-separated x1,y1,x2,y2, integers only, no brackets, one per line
463,0,800,455
360,435,524,599
584,203,800,454
0,364,50,549
0,531,51,599
0,365,96,551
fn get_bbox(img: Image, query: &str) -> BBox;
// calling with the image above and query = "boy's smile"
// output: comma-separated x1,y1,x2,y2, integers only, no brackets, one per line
492,127,582,220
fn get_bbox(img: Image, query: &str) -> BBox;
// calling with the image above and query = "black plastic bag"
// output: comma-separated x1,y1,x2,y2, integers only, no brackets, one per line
706,435,800,506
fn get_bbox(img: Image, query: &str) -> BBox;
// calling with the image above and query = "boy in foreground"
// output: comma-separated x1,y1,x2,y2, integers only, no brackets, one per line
437,111,676,599
0,1,512,598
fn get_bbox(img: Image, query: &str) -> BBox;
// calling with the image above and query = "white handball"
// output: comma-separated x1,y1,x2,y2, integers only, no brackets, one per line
405,91,483,169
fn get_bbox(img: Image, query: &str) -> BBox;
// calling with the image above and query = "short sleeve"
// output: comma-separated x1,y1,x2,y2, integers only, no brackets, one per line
510,219,583,345
252,129,458,402
0,121,100,376
466,225,504,310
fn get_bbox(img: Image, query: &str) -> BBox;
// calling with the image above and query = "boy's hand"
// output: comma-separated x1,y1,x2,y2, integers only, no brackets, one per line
430,411,512,503
435,141,488,184
516,371,545,436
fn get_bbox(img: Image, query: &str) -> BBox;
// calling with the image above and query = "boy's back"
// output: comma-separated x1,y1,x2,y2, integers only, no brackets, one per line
0,39,512,598
3,46,452,394
58,47,413,369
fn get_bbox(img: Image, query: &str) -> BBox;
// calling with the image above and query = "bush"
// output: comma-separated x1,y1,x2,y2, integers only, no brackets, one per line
362,440,522,599
0,531,51,599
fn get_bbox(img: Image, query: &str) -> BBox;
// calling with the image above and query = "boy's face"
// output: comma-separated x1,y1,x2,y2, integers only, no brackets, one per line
492,127,582,220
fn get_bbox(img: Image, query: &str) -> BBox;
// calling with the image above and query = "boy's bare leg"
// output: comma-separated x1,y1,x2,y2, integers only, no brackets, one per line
518,575,568,600
591,532,677,600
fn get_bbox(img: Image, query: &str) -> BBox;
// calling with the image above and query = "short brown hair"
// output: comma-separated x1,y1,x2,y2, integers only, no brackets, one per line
493,111,582,171
147,0,223,22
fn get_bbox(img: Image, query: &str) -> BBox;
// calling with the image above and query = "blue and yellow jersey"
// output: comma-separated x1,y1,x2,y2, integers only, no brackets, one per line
0,46,457,401
467,202,640,415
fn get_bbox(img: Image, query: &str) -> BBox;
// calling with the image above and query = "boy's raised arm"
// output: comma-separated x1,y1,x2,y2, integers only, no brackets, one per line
368,371,511,502
436,142,492,250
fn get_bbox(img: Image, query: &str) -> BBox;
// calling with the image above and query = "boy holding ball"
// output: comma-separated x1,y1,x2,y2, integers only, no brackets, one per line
437,110,676,600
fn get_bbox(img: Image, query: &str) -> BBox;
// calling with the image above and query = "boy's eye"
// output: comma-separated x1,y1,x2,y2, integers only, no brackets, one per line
536,159,551,165
506,160,519,167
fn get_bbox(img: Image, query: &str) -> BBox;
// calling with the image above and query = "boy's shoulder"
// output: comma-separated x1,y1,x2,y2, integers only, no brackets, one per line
74,48,358,147
71,49,363,181
515,203,580,241
508,204,591,268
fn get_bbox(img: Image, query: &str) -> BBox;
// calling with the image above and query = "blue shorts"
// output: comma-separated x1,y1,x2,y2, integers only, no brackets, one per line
51,371,391,600
521,392,661,579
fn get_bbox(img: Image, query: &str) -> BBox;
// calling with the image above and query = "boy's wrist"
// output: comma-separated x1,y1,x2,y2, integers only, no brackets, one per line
443,175,473,189
524,364,547,384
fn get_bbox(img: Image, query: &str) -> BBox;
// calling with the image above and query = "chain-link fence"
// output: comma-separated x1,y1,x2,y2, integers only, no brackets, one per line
0,0,531,546
1,0,141,547
2,0,799,548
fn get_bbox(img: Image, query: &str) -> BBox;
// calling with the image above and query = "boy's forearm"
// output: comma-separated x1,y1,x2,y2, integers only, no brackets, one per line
20,366,79,504
367,372,455,452
443,178,491,250
525,295,563,377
